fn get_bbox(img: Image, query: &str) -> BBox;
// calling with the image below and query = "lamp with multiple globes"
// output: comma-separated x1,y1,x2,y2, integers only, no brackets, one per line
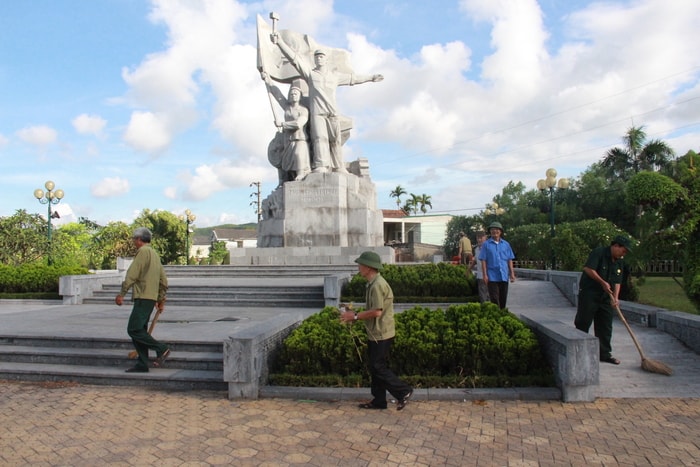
179,209,196,264
536,168,569,269
33,180,65,265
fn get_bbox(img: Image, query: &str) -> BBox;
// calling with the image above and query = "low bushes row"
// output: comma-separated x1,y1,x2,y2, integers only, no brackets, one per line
269,303,555,388
0,262,88,294
342,263,477,303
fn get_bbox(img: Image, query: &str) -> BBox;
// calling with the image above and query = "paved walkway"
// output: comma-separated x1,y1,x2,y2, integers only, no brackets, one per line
1,280,700,465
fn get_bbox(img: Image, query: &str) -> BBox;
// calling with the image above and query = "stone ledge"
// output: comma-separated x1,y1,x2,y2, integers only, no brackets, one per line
657,311,700,354
518,314,599,402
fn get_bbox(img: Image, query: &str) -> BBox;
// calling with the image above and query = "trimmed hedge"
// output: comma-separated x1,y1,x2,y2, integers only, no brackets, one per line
269,303,555,388
342,263,477,303
0,262,89,294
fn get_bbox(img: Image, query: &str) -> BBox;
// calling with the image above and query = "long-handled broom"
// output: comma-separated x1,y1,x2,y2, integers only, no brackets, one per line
609,292,673,376
128,306,163,359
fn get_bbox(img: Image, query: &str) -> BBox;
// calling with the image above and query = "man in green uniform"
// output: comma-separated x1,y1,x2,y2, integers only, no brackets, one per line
575,235,632,365
115,227,170,373
340,251,413,410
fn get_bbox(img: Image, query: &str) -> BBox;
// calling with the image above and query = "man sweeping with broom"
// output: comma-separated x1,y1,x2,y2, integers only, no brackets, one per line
575,235,633,366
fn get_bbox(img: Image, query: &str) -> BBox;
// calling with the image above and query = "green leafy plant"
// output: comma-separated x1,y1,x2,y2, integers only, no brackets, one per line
342,263,476,303
269,303,554,388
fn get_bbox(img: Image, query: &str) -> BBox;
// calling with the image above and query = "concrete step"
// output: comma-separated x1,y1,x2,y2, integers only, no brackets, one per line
0,345,222,371
89,283,325,307
0,336,226,391
83,295,325,307
0,361,226,391
163,264,358,277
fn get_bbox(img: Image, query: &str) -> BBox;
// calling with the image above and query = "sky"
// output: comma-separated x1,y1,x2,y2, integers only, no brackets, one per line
1,0,699,228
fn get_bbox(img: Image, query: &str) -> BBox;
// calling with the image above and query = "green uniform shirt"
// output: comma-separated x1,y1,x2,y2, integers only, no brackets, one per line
579,245,623,299
364,273,395,342
120,245,168,301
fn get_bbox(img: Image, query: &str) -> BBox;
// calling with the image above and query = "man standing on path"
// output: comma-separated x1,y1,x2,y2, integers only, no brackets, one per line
340,251,413,411
115,227,170,373
575,235,632,365
479,222,516,308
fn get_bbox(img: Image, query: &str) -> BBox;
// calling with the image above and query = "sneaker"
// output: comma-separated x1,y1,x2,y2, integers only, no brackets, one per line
153,348,171,368
397,390,413,411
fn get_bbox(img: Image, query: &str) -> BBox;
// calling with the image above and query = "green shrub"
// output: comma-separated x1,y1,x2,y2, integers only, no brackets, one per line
269,303,554,388
0,262,89,294
342,263,476,302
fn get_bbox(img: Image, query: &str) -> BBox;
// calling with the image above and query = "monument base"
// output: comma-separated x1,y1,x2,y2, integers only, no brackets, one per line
227,246,395,266
257,163,383,248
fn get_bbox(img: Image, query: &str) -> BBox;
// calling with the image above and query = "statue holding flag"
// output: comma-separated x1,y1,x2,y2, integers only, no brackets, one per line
257,13,384,175
253,13,386,250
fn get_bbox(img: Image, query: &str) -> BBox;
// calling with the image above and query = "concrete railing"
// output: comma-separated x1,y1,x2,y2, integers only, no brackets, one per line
323,274,352,307
223,313,307,399
657,311,700,353
517,314,599,402
516,269,581,306
58,272,123,305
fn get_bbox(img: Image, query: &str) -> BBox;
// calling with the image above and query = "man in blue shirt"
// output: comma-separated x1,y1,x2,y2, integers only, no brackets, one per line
478,222,516,308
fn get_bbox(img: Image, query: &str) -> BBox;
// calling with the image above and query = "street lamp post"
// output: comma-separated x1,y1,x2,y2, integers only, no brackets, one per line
485,202,505,221
179,209,196,264
33,180,65,265
537,168,569,270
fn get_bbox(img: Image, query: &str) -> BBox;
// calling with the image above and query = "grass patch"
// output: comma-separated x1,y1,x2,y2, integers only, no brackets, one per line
636,277,697,315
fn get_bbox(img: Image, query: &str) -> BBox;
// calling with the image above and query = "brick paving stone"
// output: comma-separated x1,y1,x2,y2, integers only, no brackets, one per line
1,381,700,466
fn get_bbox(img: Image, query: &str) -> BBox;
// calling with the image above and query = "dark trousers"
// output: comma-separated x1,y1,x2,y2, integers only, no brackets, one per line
575,295,614,359
487,281,509,308
367,338,412,408
127,299,168,369
477,279,490,303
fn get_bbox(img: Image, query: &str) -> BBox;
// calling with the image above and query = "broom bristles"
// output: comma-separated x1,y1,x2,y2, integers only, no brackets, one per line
641,357,673,376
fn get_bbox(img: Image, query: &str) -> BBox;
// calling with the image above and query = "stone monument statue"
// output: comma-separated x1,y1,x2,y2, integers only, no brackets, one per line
251,13,385,252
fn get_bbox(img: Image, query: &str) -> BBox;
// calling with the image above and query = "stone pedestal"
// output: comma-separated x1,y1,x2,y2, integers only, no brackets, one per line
257,165,383,248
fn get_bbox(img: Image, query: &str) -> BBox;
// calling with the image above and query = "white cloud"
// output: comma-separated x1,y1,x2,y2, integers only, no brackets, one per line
164,186,177,199
90,177,130,198
16,125,57,147
123,111,172,153
72,114,107,136
178,158,271,201
0,134,8,147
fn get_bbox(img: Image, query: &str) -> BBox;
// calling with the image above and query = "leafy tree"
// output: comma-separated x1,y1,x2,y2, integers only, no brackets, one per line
133,209,185,264
403,193,420,215
416,193,433,214
208,240,228,264
389,185,407,210
52,222,92,268
601,126,674,181
0,209,48,266
89,221,134,269
443,215,483,259
571,164,634,233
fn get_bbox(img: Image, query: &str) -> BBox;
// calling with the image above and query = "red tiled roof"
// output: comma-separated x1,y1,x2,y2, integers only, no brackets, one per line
382,209,407,218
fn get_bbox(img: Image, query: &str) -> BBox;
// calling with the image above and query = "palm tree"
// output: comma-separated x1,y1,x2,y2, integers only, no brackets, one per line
417,194,433,214
389,185,407,210
601,126,674,181
403,193,421,215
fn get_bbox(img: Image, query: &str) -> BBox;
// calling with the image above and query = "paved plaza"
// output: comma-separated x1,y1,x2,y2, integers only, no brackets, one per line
1,381,699,466
1,279,700,465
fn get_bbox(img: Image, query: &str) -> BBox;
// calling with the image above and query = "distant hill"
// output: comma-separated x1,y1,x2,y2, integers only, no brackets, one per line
192,223,256,238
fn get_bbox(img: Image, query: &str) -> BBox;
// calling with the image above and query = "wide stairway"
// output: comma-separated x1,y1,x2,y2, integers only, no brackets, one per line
0,335,227,391
82,264,359,308
0,264,357,391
